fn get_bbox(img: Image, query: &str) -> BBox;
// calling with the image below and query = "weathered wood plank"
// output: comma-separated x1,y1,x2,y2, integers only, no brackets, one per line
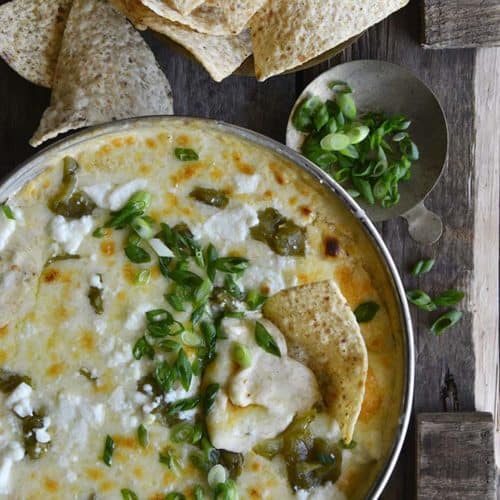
472,47,500,468
300,2,477,497
416,412,496,499
422,0,500,48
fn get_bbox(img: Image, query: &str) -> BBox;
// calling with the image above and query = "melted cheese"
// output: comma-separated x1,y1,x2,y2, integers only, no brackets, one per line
0,120,404,499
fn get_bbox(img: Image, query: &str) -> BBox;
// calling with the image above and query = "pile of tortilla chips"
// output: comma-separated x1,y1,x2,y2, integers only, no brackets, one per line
0,0,409,146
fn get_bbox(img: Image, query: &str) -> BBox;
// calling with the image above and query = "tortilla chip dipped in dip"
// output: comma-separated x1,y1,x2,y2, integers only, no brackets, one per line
0,118,404,498
0,0,72,88
263,280,368,444
30,0,173,147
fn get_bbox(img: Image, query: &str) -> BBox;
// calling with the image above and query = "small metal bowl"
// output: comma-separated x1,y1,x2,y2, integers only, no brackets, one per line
287,60,449,244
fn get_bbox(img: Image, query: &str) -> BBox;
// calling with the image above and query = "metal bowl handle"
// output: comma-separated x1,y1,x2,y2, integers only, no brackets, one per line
402,201,443,245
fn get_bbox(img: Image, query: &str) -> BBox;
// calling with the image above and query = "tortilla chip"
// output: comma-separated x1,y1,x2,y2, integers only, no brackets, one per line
112,0,252,81
216,0,267,34
251,0,409,81
0,0,72,88
140,0,231,35
262,279,368,443
167,0,205,15
30,0,173,147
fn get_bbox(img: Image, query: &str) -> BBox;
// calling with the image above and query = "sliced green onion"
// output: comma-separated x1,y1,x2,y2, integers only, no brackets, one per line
411,258,435,276
176,349,193,391
181,330,202,347
255,322,281,357
155,361,177,392
175,148,199,161
124,245,151,264
165,493,186,500
406,290,436,311
433,290,465,307
431,310,463,336
213,479,238,500
167,395,200,415
336,92,356,119
339,145,359,159
292,95,322,132
328,80,352,93
354,301,380,322
146,308,172,323
195,278,213,305
129,191,152,209
137,424,149,448
214,257,249,274
192,422,203,444
203,383,220,415
159,447,181,473
92,227,106,238
121,489,138,500
166,292,186,312
246,289,267,310
320,133,351,152
131,216,154,240
132,336,155,360
157,339,181,353
194,485,205,500
351,177,375,205
313,104,329,131
191,304,206,325
231,342,252,369
171,422,195,443
135,268,151,285
208,464,228,488
1,204,15,220
102,435,115,467
347,125,370,144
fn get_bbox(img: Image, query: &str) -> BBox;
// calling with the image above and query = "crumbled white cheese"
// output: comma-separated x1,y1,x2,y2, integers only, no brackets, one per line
233,174,261,194
149,238,174,257
125,303,155,331
89,273,103,289
50,215,93,254
0,441,24,495
107,179,148,211
34,417,51,444
0,211,16,252
142,396,161,415
295,483,347,500
192,204,259,248
164,378,200,421
66,471,77,483
5,383,33,419
107,345,133,367
82,183,112,208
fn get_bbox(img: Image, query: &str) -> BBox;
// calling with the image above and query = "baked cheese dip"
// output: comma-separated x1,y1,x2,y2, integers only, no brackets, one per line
0,119,404,499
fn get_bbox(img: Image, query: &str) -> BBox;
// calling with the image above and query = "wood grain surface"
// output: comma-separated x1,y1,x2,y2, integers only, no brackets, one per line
0,0,497,497
416,412,496,499
422,0,500,48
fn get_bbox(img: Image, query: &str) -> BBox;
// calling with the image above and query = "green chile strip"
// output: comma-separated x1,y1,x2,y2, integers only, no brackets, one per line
137,424,149,448
354,301,380,322
175,148,199,161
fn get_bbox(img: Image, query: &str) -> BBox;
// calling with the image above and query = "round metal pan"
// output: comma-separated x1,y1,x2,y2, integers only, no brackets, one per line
0,116,414,499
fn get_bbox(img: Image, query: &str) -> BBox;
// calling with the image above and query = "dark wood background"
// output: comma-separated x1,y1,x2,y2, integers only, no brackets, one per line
0,0,478,497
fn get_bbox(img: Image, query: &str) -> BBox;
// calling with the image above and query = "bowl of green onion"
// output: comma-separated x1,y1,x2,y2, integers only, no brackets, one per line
287,60,448,244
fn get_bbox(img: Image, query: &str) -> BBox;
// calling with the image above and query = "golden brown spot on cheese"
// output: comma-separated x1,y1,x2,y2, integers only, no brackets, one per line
297,272,310,285
324,235,340,257
116,290,127,302
300,205,313,217
248,488,261,499
44,478,59,492
177,134,190,146
100,480,114,492
151,266,161,280
233,152,255,175
289,195,298,205
181,206,194,217
359,368,382,421
125,136,136,145
42,179,51,190
99,145,111,156
80,331,95,351
162,471,176,485
42,269,60,283
123,263,136,284
0,324,8,338
263,190,273,200
100,240,116,257
170,163,203,186
251,461,262,472
210,166,223,180
133,466,144,479
0,350,7,363
157,132,170,144
269,162,288,185
113,435,137,449
111,138,124,148
145,138,157,149
260,284,271,295
139,164,152,175
47,362,66,377
86,467,104,481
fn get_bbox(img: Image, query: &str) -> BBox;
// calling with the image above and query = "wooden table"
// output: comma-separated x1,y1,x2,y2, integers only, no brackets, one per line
0,0,498,496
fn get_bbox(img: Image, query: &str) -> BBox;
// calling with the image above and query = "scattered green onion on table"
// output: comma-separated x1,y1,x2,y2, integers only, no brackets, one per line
292,81,419,208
